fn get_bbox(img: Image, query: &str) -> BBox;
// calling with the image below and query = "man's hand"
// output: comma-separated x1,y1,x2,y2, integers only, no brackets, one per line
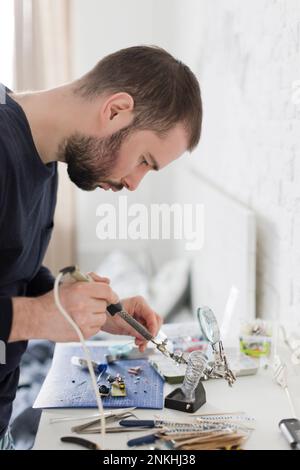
9,275,118,343
9,271,162,348
102,296,163,352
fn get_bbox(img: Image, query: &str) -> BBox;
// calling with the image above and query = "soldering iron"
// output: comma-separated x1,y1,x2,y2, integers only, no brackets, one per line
62,265,187,366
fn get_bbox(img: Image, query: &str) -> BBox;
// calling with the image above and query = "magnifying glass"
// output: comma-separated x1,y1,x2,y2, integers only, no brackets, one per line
197,306,236,387
197,306,221,345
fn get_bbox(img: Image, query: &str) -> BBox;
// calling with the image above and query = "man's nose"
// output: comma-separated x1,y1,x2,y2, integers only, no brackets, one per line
123,168,147,191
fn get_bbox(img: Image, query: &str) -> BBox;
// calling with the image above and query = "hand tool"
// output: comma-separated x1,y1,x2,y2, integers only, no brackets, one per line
61,436,100,450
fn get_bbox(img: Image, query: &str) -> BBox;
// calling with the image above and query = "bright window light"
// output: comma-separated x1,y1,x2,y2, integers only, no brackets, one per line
0,0,15,89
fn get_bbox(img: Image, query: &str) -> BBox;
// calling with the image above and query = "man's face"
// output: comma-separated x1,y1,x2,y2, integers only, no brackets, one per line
63,123,188,192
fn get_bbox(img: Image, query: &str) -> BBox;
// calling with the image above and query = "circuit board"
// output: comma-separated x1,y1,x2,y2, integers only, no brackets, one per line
33,344,164,409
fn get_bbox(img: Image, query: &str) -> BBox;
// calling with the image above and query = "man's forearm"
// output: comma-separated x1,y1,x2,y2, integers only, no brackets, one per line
6,280,129,344
8,297,38,343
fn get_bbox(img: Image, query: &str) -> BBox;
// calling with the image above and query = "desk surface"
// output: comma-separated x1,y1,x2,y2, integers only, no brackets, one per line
34,341,300,450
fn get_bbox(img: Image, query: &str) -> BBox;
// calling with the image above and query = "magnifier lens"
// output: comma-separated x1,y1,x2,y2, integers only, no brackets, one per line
197,306,220,344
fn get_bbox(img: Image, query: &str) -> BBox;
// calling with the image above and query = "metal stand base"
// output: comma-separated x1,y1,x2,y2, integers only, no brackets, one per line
164,381,206,413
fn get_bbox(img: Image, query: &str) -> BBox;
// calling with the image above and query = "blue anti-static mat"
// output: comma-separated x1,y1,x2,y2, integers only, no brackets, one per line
33,344,165,410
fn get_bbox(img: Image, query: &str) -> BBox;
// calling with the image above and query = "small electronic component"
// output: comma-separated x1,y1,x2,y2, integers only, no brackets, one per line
106,374,117,384
102,374,127,397
149,357,186,384
118,382,125,391
71,356,99,372
111,382,127,397
98,385,110,397
115,375,126,390
128,366,142,376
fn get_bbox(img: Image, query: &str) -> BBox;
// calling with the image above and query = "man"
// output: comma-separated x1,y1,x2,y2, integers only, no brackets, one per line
0,46,202,448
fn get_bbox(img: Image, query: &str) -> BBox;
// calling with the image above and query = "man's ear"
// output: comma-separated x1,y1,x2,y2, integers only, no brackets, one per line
100,92,135,132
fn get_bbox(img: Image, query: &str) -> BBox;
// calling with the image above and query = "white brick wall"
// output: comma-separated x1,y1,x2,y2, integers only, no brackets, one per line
187,0,300,322
72,0,300,323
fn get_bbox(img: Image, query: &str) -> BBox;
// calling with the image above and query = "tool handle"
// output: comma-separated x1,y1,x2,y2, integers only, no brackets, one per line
64,266,92,282
61,436,98,450
107,301,154,342
127,433,158,447
120,420,155,428
117,309,154,342
107,302,123,316
66,266,155,343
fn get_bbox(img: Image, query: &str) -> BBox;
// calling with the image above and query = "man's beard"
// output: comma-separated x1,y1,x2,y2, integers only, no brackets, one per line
61,126,132,191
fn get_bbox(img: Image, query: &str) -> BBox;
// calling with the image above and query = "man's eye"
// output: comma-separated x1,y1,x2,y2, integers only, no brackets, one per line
141,158,149,167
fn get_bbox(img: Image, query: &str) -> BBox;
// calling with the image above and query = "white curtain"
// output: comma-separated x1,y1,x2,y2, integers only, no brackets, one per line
14,0,75,274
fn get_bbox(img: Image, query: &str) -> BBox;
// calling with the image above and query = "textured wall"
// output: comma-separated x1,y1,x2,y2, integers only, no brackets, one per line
71,0,300,322
187,0,300,322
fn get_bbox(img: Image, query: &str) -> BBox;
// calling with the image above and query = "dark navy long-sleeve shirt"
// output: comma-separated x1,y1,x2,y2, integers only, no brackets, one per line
0,85,58,437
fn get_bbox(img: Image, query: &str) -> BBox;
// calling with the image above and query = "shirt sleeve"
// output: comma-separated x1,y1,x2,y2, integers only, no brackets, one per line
0,297,13,343
26,266,55,297
0,130,14,342
0,138,10,225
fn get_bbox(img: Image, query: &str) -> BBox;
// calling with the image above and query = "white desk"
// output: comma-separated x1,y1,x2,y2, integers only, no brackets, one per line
34,341,300,450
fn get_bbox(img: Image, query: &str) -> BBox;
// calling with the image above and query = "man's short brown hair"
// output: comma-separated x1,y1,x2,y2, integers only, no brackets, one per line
74,46,202,151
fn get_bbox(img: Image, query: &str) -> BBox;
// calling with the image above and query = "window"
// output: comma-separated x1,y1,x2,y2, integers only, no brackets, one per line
0,0,15,89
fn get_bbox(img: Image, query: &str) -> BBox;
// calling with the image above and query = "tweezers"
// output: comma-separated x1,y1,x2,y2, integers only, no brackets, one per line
72,411,136,433
50,407,136,424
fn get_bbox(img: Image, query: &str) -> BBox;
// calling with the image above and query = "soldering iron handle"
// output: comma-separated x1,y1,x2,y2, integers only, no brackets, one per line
118,310,154,342
106,302,123,316
107,302,154,342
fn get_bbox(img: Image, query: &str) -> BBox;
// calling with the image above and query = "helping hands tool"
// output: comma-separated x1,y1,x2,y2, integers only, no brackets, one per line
197,306,236,387
66,266,187,366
